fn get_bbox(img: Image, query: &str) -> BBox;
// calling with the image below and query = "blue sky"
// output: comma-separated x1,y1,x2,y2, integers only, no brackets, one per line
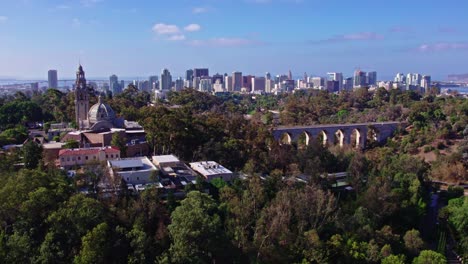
0,0,467,80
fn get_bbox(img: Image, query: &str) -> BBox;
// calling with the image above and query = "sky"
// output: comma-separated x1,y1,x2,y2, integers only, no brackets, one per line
0,0,467,80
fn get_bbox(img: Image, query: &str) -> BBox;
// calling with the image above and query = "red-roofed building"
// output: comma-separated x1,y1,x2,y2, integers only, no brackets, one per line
58,146,120,168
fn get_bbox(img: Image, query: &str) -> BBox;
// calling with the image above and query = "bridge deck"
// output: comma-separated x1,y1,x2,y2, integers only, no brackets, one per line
274,121,401,130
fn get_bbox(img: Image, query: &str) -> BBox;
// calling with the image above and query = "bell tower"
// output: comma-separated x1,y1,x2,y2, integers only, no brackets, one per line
75,65,89,129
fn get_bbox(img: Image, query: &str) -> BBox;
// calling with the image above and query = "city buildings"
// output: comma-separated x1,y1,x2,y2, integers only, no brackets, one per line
194,68,209,79
149,76,158,90
327,72,343,90
353,70,367,88
110,74,122,95
233,71,242,91
48,70,58,89
367,71,377,86
252,77,266,92
160,68,172,90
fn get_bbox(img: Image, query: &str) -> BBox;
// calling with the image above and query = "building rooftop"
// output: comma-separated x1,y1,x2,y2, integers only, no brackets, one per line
42,142,66,149
59,146,120,156
189,161,233,176
153,155,180,164
108,156,157,172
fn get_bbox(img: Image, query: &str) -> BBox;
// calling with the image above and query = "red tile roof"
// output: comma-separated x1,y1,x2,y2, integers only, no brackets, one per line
59,147,120,157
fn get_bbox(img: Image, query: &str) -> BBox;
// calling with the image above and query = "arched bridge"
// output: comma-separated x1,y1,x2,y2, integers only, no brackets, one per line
272,122,402,149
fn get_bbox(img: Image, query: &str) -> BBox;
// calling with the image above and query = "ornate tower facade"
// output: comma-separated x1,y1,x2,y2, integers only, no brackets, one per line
75,65,89,129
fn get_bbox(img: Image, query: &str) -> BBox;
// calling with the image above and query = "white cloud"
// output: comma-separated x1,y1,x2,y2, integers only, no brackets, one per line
152,23,180,35
81,0,103,7
56,4,70,9
0,16,8,23
167,35,186,41
72,18,81,28
416,42,468,52
184,24,201,32
188,37,260,47
193,7,208,14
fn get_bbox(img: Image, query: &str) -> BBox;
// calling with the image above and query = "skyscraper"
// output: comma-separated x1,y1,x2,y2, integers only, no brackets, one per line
421,75,431,93
266,72,271,80
233,71,242,91
149,76,158,90
199,78,212,92
225,76,233,91
185,69,194,81
288,70,293,80
367,71,377,86
327,72,343,90
252,77,266,92
175,77,184,91
353,70,367,88
160,68,172,90
194,68,209,78
110,74,122,95
394,73,405,83
48,70,58,89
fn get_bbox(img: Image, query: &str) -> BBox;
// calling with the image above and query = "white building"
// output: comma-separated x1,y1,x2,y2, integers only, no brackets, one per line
108,156,159,185
199,78,212,92
190,161,234,182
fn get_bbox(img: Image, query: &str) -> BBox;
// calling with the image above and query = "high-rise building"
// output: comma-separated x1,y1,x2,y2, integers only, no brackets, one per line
367,71,377,86
212,73,224,85
265,79,273,93
225,76,233,91
194,68,209,78
160,68,172,90
199,78,212,92
266,72,271,80
109,74,122,95
149,76,158,90
327,72,343,90
175,77,184,91
288,70,293,80
233,72,242,91
353,70,367,87
185,69,194,81
48,70,58,89
252,77,266,92
311,77,324,88
421,75,431,93
74,65,89,129
344,77,353,90
394,73,405,83
243,75,254,92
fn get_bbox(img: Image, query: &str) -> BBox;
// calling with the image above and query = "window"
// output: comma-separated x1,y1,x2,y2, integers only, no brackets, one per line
67,158,70,161
94,156,96,160
137,177,139,180
127,177,129,181
85,156,88,160
78,157,81,160
110,154,113,158
106,155,108,158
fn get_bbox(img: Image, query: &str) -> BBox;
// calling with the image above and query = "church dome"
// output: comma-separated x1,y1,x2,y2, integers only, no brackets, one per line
88,96,116,125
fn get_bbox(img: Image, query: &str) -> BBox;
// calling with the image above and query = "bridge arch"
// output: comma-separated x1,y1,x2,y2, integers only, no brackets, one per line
318,130,328,146
280,132,292,145
297,131,312,148
334,129,345,147
367,126,379,147
351,128,362,148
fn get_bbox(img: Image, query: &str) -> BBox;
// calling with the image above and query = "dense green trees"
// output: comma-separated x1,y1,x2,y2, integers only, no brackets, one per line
0,88,467,263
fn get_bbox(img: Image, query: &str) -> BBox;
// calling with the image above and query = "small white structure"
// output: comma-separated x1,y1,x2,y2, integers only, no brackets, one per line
152,155,181,168
108,156,158,185
189,161,234,182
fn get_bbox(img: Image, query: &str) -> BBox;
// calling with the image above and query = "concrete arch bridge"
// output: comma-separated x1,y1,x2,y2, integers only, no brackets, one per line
272,122,402,149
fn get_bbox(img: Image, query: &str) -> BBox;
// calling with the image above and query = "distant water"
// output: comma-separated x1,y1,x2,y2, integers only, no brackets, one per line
442,86,468,94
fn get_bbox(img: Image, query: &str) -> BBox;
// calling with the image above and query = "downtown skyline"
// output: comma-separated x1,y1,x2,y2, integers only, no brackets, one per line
0,0,468,80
